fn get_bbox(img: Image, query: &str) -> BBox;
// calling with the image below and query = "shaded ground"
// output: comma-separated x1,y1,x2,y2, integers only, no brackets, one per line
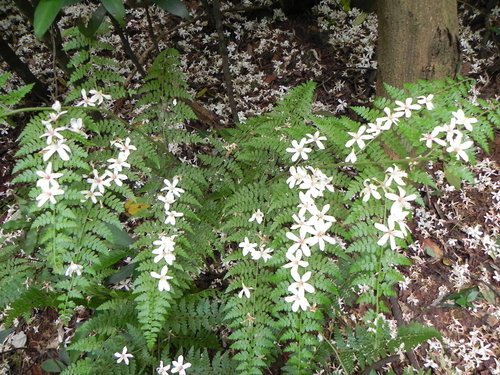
0,0,499,374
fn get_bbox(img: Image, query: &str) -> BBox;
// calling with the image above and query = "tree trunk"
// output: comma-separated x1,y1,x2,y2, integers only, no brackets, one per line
376,0,460,96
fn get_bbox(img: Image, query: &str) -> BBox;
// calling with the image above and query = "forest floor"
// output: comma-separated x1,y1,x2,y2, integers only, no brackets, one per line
0,0,499,374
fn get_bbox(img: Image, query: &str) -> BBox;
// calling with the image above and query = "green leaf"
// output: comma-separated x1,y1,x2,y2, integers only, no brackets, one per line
78,5,107,37
153,0,189,18
444,164,462,189
100,0,126,26
41,359,67,373
0,327,15,343
104,223,135,249
33,0,64,39
106,263,136,285
393,323,441,351
352,12,367,26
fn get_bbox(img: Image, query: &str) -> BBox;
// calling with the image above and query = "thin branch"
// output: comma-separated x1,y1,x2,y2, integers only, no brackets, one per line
212,0,239,125
362,354,400,375
109,17,147,78
389,295,421,370
145,6,159,53
0,38,50,103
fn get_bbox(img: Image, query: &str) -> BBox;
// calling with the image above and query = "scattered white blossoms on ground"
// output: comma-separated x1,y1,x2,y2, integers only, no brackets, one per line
114,346,133,365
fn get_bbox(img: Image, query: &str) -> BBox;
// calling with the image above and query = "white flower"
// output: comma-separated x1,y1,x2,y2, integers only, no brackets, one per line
378,107,403,129
394,98,421,118
153,235,176,253
417,94,434,110
446,135,474,162
104,170,128,187
385,186,417,210
164,210,184,225
152,246,175,265
114,346,133,365
80,190,103,204
286,138,312,162
238,282,253,298
51,100,63,113
385,165,407,187
291,213,313,238
452,109,477,131
287,166,307,188
249,209,264,224
251,245,273,262
307,221,337,251
345,148,357,163
113,137,137,159
238,237,258,257
42,140,71,161
345,125,372,149
305,131,327,149
69,118,86,136
171,355,191,375
76,89,96,107
36,162,63,189
374,221,405,250
107,156,130,172
366,119,384,136
288,271,315,296
150,266,173,292
435,118,460,141
361,179,381,202
308,204,336,224
156,361,170,375
36,185,64,207
89,89,112,105
161,177,185,198
87,169,111,193
285,291,310,312
158,194,176,211
40,122,65,144
388,208,410,236
297,192,315,217
420,128,447,148
65,262,83,277
286,231,313,257
47,101,67,122
283,250,309,280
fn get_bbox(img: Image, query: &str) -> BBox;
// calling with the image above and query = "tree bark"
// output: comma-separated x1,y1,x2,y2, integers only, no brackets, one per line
376,0,460,96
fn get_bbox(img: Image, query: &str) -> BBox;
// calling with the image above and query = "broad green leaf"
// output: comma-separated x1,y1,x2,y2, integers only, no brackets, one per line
352,12,367,26
101,0,126,26
444,165,461,189
41,359,67,373
104,223,135,248
0,328,15,344
154,0,189,18
78,5,107,37
33,0,64,39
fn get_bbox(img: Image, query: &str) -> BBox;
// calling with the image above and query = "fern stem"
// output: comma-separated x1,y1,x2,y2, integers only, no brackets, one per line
324,337,349,374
